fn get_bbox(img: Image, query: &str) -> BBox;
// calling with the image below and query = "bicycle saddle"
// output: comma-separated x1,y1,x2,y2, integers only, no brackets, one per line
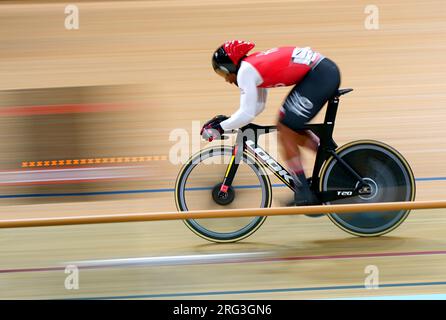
336,88,354,96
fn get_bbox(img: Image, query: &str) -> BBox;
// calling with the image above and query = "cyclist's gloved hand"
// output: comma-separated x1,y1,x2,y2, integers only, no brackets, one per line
200,115,228,142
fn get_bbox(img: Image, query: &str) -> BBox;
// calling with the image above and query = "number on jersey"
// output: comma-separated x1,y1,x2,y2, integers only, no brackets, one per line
291,47,318,66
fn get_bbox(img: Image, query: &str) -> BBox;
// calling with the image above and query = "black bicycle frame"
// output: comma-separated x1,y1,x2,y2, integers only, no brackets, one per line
217,88,372,203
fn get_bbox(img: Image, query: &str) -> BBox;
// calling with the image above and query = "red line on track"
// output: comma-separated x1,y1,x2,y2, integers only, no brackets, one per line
0,103,143,116
261,250,446,262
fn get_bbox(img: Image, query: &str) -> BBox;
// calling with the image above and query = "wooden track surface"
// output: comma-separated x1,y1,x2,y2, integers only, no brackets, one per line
0,0,446,299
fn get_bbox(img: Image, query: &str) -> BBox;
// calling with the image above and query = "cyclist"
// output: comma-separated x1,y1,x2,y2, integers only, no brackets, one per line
201,40,341,206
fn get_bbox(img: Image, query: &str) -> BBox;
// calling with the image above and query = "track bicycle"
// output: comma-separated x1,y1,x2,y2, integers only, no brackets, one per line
175,88,416,242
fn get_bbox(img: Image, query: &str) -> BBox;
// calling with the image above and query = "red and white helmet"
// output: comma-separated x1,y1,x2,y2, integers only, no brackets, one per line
212,40,255,74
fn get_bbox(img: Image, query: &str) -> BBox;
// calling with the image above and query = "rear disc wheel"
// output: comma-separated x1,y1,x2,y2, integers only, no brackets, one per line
320,140,416,236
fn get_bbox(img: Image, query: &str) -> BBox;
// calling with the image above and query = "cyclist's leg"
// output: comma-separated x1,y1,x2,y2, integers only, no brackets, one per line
278,122,318,205
278,125,319,152
278,58,341,206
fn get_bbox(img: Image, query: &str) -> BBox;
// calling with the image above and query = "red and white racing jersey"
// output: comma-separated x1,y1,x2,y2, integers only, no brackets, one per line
220,46,324,131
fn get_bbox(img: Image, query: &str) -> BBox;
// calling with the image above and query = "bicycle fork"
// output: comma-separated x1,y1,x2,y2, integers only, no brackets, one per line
217,144,242,200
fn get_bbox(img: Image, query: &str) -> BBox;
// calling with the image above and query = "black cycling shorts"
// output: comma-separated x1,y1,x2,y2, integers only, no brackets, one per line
278,57,341,131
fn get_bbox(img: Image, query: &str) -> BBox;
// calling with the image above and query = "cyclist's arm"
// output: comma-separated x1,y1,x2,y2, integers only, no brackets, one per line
255,87,267,116
220,62,265,131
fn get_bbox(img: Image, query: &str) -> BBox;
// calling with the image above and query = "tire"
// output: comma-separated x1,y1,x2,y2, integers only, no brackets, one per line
319,140,416,236
175,146,272,242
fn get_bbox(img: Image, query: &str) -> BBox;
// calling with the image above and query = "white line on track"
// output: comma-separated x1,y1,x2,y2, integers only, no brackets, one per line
0,165,151,174
67,252,271,268
0,165,154,184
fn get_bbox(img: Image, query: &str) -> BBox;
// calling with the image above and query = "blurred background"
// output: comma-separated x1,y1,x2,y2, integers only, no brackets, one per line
1,0,446,300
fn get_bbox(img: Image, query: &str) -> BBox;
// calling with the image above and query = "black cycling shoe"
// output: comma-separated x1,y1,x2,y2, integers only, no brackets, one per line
294,191,325,218
284,200,324,217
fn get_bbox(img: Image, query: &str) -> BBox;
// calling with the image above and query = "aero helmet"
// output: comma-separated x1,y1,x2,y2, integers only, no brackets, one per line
212,40,255,74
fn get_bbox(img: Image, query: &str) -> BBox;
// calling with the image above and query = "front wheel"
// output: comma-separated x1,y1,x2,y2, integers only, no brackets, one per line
319,140,416,237
175,146,272,243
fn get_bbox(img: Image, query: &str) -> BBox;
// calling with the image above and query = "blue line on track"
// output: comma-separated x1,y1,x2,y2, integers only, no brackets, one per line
0,176,445,199
72,280,446,300
416,177,446,181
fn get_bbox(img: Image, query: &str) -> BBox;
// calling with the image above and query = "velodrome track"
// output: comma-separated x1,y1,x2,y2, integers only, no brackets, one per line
1,0,446,299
